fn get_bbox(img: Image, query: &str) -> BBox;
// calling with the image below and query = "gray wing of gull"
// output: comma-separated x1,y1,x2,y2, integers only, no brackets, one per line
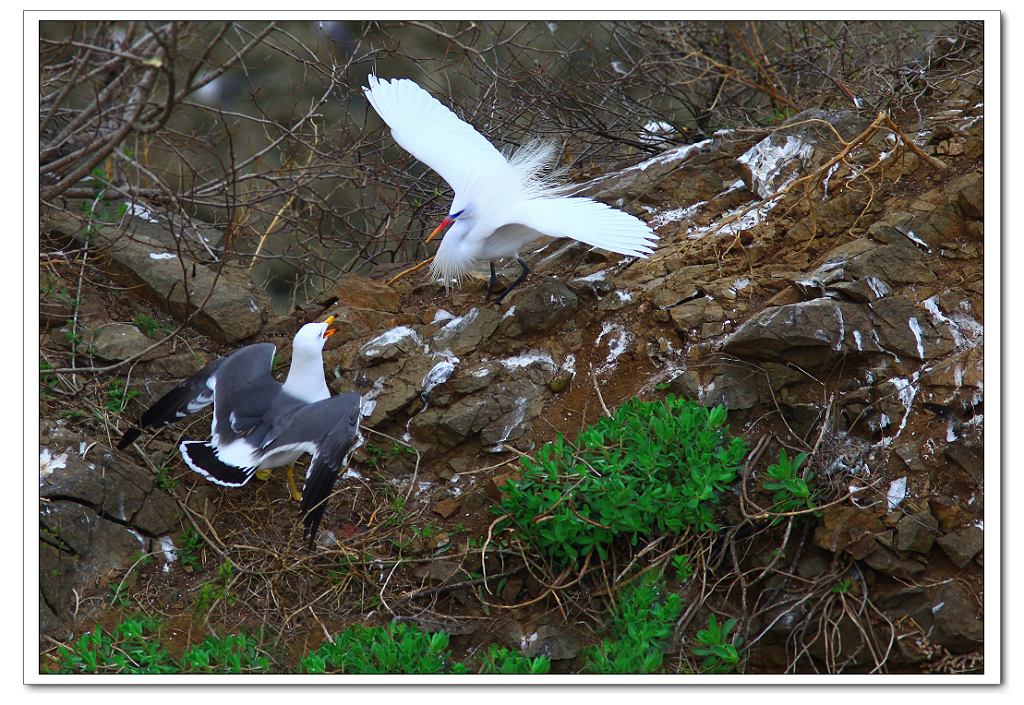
260,392,362,545
117,342,277,450
207,344,304,452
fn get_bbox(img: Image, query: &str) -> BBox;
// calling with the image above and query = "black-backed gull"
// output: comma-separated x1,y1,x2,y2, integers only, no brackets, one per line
117,316,360,545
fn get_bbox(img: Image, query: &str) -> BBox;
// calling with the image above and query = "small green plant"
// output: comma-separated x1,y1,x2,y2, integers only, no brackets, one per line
584,573,683,674
153,464,177,491
299,622,456,674
692,614,742,674
671,554,695,583
366,441,417,472
498,396,747,565
179,527,203,571
474,645,551,674
62,320,81,347
41,358,58,388
105,378,140,412
54,618,177,674
133,314,163,337
194,561,234,616
832,577,853,595
387,496,408,526
761,448,816,521
181,631,271,673
108,582,132,609
80,166,128,223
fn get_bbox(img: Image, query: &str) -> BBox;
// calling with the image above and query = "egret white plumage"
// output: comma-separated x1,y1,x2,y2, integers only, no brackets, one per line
364,75,658,302
117,317,361,546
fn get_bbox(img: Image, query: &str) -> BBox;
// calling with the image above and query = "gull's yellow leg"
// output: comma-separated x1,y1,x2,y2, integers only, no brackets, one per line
254,469,272,481
286,466,303,502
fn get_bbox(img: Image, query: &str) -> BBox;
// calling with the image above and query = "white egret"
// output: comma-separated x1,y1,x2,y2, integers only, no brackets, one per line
364,75,658,302
117,317,361,546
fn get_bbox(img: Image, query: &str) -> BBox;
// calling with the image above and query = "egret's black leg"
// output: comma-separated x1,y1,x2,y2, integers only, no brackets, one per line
493,257,530,304
485,261,498,301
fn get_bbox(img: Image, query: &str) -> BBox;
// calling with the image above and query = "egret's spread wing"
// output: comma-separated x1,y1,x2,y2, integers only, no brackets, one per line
504,197,658,258
364,75,515,197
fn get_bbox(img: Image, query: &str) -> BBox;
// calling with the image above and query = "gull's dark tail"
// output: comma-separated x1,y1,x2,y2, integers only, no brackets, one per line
180,441,257,487
116,427,142,450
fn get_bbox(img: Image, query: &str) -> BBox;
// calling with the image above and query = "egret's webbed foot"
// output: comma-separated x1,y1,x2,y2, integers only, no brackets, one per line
254,468,272,482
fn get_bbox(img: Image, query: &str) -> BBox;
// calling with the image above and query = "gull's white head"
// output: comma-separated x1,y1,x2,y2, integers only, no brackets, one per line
293,316,337,353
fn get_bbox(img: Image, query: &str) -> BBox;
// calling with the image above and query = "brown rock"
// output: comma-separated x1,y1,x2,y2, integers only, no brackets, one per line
928,496,965,532
895,511,939,554
335,273,401,313
413,560,465,584
930,582,983,653
669,298,722,333
433,497,460,519
487,471,520,500
936,525,984,568
813,505,886,559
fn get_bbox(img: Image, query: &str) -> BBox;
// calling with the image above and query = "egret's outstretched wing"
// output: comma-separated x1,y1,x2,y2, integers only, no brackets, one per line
499,196,658,258
364,75,515,198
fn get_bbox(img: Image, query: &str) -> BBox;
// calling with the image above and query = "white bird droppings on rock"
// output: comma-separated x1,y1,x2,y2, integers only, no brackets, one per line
39,448,68,479
361,326,421,359
595,322,633,373
500,351,557,371
908,317,925,359
887,476,908,511
431,309,455,325
126,202,159,223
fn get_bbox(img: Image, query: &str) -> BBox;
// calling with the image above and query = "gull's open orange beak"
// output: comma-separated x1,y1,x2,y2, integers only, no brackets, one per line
425,216,454,244
323,314,338,338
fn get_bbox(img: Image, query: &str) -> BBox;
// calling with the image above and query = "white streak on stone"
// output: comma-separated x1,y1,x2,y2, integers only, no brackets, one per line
596,322,633,373
127,202,159,223
501,351,557,371
908,317,926,359
361,326,420,358
431,309,455,325
887,477,908,512
39,448,68,479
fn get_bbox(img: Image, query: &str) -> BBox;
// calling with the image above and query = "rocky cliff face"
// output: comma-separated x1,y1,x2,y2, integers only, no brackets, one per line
38,47,985,673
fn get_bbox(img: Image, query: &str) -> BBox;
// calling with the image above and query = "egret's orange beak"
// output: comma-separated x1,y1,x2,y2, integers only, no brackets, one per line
323,314,338,338
425,216,454,243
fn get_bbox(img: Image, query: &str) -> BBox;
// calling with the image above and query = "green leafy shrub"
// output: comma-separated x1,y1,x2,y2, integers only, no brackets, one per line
761,448,816,520
832,577,853,595
584,573,683,674
133,314,163,338
194,561,234,616
54,618,177,674
105,378,139,412
671,554,695,582
474,645,551,674
181,631,270,673
179,526,204,571
692,614,742,673
299,622,455,674
497,396,746,564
